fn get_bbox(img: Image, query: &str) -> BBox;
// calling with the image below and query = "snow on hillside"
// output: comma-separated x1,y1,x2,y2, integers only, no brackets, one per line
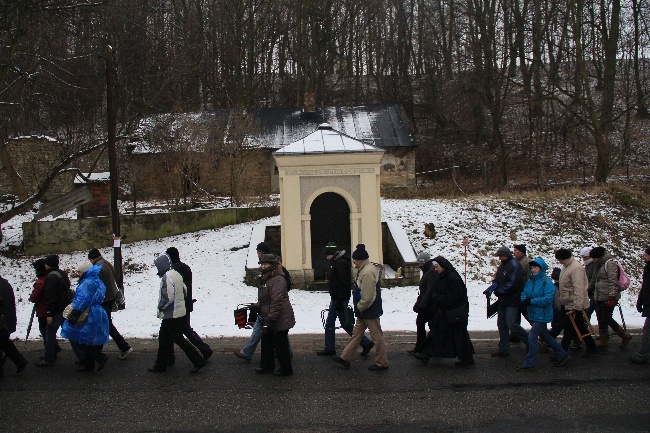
0,192,646,341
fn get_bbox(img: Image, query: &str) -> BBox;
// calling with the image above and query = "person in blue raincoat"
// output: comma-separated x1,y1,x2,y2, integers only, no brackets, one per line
61,261,110,372
517,257,569,371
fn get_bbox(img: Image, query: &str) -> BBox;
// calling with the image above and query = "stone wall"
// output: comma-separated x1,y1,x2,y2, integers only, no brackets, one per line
0,137,74,199
23,206,279,256
129,148,275,200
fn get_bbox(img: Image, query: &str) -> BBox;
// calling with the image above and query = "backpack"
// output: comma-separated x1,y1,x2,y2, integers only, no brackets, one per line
282,266,292,291
50,270,74,302
606,259,631,291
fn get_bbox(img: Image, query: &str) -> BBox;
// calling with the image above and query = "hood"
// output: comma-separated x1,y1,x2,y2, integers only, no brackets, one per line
154,254,171,277
529,257,549,279
433,255,457,274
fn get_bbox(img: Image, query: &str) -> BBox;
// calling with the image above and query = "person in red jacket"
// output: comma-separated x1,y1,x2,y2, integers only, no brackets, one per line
29,259,62,355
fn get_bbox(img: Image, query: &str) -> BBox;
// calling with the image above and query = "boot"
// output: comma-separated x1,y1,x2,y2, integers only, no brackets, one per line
616,328,632,348
596,329,608,350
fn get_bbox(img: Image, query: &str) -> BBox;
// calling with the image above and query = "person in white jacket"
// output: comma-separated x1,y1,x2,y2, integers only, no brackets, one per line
148,254,206,373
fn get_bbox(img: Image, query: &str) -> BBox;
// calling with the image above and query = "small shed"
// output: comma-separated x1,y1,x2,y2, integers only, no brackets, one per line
74,172,111,218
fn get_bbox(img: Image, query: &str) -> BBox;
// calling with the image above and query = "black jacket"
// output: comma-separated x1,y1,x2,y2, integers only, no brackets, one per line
493,257,525,307
0,276,17,336
415,262,438,314
172,260,193,313
44,268,71,317
327,251,351,304
431,256,469,329
638,261,650,317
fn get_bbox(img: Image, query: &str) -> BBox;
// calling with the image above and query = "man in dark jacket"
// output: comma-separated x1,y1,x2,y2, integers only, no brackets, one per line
166,247,213,363
630,246,650,364
316,243,373,356
38,255,71,367
410,251,438,354
88,249,133,360
0,275,29,377
489,246,528,357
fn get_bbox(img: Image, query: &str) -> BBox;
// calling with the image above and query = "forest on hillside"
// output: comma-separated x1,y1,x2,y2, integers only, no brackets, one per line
2,0,650,190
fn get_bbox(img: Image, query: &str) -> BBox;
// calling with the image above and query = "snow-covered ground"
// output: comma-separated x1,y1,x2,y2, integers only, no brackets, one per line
0,194,646,341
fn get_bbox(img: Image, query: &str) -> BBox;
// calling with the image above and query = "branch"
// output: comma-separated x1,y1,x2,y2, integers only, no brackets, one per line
0,141,106,225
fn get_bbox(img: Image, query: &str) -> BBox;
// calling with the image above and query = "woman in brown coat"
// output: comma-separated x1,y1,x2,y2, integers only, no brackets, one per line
255,254,295,376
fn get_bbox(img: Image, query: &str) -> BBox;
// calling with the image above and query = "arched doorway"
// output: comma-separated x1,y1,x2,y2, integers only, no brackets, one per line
310,192,351,280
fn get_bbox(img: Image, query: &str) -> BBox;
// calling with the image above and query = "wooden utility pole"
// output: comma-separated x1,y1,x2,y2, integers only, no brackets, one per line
106,45,123,290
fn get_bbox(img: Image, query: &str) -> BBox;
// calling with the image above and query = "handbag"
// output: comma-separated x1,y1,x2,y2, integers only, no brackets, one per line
63,304,90,326
445,303,468,323
340,305,355,328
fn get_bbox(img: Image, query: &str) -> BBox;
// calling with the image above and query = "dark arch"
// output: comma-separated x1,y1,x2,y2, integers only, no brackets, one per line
310,192,351,280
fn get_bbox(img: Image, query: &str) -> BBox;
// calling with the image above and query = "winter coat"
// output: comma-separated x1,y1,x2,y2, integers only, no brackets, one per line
44,268,71,317
414,261,438,314
93,257,119,303
519,255,532,282
155,252,187,319
430,256,469,329
29,275,48,318
171,260,193,313
492,256,525,307
0,276,17,336
258,268,295,332
584,258,597,298
559,257,590,311
520,257,555,323
327,251,352,304
593,253,622,302
60,265,109,346
352,259,383,319
637,261,650,317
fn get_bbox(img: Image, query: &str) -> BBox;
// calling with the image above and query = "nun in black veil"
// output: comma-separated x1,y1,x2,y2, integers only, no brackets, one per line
414,256,475,367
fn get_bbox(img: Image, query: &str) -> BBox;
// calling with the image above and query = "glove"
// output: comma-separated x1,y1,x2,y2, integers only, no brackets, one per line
66,308,82,326
413,304,420,313
482,289,491,297
607,296,617,308
522,298,532,306
637,301,643,313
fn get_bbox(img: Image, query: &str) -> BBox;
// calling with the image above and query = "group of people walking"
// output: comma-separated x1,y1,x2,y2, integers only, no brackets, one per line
1,240,649,378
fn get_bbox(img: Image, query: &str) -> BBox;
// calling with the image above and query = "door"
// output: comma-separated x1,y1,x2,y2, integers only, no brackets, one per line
310,192,351,280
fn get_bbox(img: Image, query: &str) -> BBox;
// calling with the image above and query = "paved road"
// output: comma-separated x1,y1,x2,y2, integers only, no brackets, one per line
1,331,649,432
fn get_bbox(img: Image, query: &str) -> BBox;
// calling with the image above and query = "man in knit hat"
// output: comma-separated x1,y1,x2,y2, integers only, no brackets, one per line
410,251,438,354
88,248,133,360
332,244,387,371
37,255,71,367
316,242,373,357
555,248,598,357
489,246,528,358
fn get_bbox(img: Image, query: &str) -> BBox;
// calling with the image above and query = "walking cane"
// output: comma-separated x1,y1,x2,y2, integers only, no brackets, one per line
618,303,627,332
24,305,36,348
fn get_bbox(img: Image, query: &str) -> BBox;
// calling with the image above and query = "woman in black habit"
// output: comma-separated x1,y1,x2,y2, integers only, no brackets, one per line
414,255,475,367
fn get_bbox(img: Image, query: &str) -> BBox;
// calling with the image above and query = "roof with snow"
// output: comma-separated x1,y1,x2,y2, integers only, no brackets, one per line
274,123,384,155
130,104,414,154
74,172,111,184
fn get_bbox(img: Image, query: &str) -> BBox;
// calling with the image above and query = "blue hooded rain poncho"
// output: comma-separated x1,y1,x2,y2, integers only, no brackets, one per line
520,257,555,323
61,264,110,346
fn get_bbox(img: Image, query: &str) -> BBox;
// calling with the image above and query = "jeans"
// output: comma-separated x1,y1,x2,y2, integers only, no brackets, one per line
38,317,61,351
243,316,293,360
524,321,567,368
497,305,529,354
43,313,63,364
324,300,372,352
103,302,131,352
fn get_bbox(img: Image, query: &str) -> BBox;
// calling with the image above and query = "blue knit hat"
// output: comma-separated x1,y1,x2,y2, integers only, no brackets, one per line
352,244,369,260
